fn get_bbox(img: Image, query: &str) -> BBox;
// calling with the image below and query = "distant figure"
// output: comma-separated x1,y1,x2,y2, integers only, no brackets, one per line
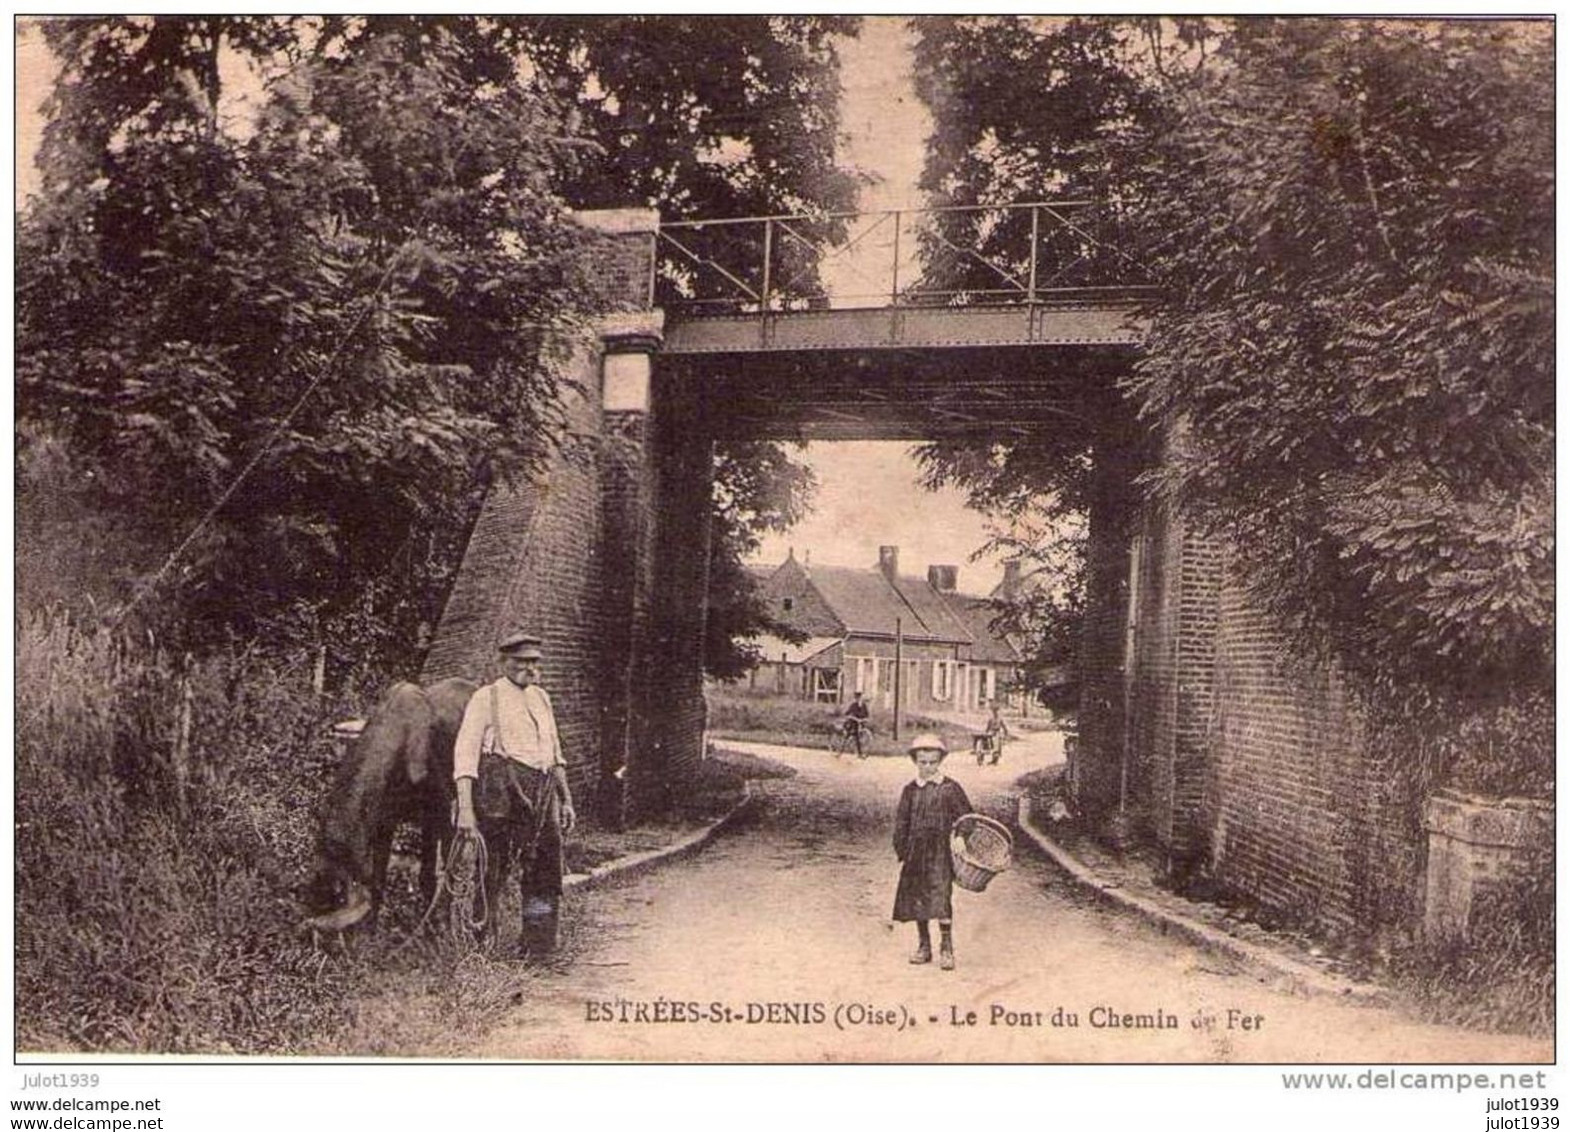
839,690,872,757
892,732,971,971
974,699,1011,766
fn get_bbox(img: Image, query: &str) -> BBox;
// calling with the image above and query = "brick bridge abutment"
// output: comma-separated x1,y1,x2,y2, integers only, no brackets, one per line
422,209,710,828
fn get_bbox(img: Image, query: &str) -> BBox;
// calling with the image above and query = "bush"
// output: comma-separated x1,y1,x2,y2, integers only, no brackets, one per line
15,611,373,1053
1437,690,1554,799
1394,839,1554,1039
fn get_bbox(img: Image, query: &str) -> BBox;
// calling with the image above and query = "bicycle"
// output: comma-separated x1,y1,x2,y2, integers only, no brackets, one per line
972,731,1008,766
831,718,874,759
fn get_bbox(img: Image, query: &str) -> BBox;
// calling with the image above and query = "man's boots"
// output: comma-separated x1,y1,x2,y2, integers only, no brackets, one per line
909,921,932,965
518,895,560,960
938,923,955,970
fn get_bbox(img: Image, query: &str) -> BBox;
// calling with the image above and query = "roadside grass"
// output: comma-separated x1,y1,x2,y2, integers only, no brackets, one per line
16,611,367,1053
15,611,799,1055
303,745,798,1056
1390,854,1553,1039
1019,765,1551,1039
705,686,977,758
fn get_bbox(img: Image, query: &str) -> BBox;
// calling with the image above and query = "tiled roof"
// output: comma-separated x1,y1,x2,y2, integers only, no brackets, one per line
944,593,1023,663
804,565,947,640
891,575,974,643
752,556,1023,663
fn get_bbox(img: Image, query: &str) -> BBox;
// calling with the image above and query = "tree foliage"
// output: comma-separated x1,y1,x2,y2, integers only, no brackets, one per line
19,17,597,662
908,17,1199,675
914,18,1553,739
1121,19,1553,707
500,16,858,673
511,16,860,221
19,15,857,675
704,442,817,680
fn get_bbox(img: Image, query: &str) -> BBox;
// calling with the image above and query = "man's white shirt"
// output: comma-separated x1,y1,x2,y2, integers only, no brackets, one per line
453,678,561,780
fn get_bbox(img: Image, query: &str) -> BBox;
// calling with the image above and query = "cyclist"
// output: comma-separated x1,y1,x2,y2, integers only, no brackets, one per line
840,691,872,757
973,699,1011,765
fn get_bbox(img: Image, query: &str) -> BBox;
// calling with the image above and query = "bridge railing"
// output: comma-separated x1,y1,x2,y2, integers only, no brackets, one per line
655,200,1156,314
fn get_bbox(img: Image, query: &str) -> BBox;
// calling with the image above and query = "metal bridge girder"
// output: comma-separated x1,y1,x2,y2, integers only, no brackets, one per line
663,302,1148,355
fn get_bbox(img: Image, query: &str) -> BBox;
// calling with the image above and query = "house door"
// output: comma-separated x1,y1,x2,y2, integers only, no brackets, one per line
813,668,841,703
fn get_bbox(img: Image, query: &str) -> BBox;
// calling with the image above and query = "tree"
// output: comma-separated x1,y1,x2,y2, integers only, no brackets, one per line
20,16,861,674
1120,19,1553,716
19,17,597,667
505,16,860,671
510,16,861,223
908,17,1208,678
703,441,816,679
913,18,1553,762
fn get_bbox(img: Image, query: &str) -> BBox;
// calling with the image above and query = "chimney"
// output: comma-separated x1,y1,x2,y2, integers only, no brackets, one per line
1000,560,1023,598
927,564,958,593
877,545,900,582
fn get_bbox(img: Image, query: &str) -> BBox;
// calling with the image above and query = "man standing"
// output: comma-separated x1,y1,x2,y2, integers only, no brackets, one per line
454,630,577,958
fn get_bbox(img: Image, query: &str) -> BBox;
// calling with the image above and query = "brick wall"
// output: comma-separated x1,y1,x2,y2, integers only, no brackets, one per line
1094,488,1423,937
1073,425,1142,825
421,359,608,803
1206,572,1394,934
1077,408,1425,937
1171,529,1222,870
598,404,656,826
1124,502,1222,877
638,372,715,818
1127,503,1179,849
423,209,715,826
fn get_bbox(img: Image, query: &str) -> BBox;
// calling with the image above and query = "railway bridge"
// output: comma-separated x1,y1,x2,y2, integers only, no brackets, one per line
419,203,1461,950
422,201,1151,822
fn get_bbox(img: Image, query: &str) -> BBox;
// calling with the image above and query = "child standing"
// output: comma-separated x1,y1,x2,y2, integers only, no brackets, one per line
892,732,972,970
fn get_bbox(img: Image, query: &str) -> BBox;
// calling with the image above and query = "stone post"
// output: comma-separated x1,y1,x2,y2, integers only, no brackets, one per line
1423,789,1552,944
595,309,664,830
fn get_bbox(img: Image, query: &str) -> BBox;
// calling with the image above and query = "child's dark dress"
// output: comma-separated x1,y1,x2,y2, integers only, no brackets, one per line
892,776,972,921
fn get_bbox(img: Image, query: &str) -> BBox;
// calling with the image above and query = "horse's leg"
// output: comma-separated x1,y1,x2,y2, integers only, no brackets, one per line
419,794,448,908
368,820,396,928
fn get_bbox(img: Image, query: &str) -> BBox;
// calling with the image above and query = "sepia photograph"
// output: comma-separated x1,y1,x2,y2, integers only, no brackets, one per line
11,10,1556,1121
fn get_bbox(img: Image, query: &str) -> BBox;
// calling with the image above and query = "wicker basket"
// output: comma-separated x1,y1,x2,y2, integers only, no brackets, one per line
950,813,1014,892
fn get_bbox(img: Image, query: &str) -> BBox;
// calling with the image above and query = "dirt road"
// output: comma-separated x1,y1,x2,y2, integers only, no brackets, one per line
466,733,1550,1063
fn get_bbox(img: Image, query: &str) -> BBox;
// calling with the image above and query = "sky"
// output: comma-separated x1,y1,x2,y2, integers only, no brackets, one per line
11,17,1012,592
750,18,1010,592
752,439,1002,593
14,21,49,206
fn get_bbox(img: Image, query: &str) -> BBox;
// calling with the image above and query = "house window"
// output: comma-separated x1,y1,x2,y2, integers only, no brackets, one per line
932,660,952,702
782,597,793,611
978,667,995,704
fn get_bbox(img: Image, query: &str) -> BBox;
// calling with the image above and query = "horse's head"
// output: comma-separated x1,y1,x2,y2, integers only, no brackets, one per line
302,851,374,932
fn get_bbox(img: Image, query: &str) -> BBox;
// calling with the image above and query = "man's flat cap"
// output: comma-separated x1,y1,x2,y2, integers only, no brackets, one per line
497,630,545,659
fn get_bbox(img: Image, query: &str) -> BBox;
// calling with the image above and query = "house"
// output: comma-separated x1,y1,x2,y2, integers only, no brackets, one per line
744,546,1024,711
